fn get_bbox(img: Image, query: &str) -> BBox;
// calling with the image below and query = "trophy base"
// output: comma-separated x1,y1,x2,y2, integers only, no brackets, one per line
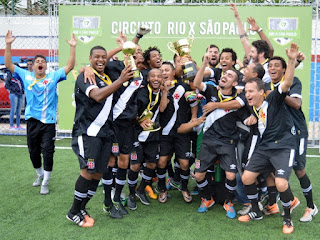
183,61,198,81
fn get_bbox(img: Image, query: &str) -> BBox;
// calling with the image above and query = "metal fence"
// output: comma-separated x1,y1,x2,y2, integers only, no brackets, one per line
0,0,319,146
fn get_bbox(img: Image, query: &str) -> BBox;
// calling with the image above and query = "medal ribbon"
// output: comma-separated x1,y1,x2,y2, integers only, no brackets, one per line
91,67,112,86
253,106,266,126
270,76,284,91
218,90,237,102
28,75,46,90
147,84,160,111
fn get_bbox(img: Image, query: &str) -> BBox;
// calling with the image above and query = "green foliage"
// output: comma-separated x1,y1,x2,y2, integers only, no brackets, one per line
0,135,319,240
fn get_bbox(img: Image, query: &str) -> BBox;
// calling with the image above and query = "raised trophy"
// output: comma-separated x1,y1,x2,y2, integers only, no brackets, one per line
122,41,141,86
167,35,198,81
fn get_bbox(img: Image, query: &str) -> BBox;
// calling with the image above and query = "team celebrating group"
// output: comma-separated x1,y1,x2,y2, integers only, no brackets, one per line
4,4,317,235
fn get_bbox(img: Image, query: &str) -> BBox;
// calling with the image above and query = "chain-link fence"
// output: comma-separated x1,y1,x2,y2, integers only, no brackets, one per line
0,1,319,146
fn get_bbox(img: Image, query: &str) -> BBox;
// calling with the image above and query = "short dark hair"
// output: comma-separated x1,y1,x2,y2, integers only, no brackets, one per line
252,40,270,59
229,69,240,82
206,44,220,53
162,61,175,70
148,68,161,77
269,56,287,69
143,46,161,66
33,55,46,63
252,63,265,80
221,48,237,64
247,77,265,91
90,46,106,56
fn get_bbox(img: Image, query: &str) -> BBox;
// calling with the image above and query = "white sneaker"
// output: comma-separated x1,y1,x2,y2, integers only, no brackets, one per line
40,184,49,195
237,204,252,215
300,204,318,222
32,175,43,187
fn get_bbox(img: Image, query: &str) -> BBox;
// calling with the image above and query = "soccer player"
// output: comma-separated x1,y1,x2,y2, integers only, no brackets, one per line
157,61,197,203
67,46,133,227
238,43,300,234
4,30,77,195
193,53,250,218
133,69,170,206
263,56,318,222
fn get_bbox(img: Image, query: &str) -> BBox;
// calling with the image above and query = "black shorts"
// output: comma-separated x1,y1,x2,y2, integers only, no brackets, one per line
195,140,238,174
245,148,294,180
159,134,191,160
293,136,307,170
72,135,111,173
113,120,135,154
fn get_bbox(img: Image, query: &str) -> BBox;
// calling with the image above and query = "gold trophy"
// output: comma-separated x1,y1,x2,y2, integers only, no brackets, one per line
167,35,198,81
122,41,140,86
138,109,161,132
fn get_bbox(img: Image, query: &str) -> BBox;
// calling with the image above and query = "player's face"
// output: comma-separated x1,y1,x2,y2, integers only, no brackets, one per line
89,49,107,74
249,46,258,63
268,59,285,82
219,70,237,90
33,57,47,76
220,52,235,72
207,47,220,67
245,82,264,107
243,63,255,82
160,64,175,81
148,69,162,90
148,50,162,69
27,61,33,71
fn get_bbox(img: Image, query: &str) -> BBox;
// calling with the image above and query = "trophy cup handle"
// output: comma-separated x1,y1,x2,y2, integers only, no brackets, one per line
167,42,179,56
188,34,195,49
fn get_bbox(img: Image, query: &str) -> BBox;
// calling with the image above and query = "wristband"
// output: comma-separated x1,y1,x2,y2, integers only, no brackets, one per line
257,28,263,33
239,33,248,39
136,33,143,39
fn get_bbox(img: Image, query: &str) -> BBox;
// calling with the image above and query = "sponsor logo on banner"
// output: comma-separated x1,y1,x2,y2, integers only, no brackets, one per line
268,18,299,46
73,16,101,44
87,158,95,169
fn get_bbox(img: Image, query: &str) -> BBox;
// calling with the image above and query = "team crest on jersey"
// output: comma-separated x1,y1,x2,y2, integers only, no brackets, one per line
131,151,138,161
87,159,95,169
134,80,140,86
195,159,201,169
174,93,180,100
42,79,49,85
112,143,119,153
224,109,230,113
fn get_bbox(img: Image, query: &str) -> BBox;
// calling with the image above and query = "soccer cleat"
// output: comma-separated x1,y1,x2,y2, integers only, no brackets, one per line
181,190,192,203
113,201,128,215
198,197,215,213
281,196,300,216
166,178,172,190
237,203,252,216
66,211,93,227
282,218,294,234
263,203,280,215
127,195,137,211
32,175,43,187
80,209,95,225
224,201,236,219
136,191,150,205
300,204,318,222
170,180,181,191
145,185,157,199
102,204,123,219
40,184,49,195
259,191,268,203
238,211,263,222
190,186,199,196
158,190,168,203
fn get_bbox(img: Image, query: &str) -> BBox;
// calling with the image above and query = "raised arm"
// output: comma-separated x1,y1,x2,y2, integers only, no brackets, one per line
281,43,299,93
159,80,171,112
247,17,274,58
107,31,127,62
4,30,16,73
132,25,151,44
194,53,210,91
230,3,251,59
64,33,77,75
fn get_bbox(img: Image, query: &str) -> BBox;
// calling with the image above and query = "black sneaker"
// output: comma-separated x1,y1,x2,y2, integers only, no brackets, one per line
127,194,137,210
66,210,93,227
103,204,123,219
136,191,150,205
113,201,128,215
